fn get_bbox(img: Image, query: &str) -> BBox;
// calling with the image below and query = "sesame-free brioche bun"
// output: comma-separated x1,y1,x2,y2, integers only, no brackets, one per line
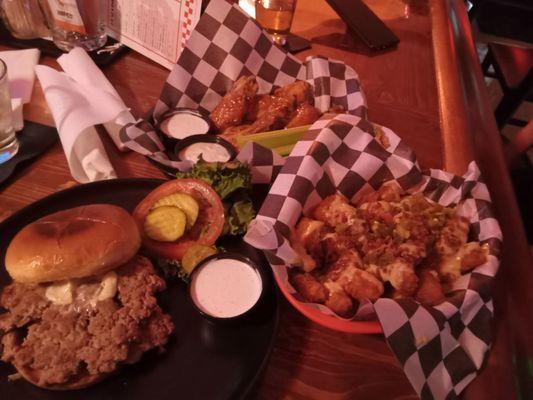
5,204,141,283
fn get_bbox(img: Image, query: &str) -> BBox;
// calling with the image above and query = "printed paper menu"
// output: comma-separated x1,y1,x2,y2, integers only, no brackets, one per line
104,0,201,70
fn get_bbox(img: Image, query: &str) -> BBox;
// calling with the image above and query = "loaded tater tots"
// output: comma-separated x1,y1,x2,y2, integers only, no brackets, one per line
289,183,489,316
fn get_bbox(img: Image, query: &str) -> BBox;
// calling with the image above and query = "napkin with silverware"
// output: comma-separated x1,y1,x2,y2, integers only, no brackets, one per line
35,47,136,183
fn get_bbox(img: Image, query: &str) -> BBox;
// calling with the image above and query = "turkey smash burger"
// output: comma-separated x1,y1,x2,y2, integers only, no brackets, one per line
0,204,174,389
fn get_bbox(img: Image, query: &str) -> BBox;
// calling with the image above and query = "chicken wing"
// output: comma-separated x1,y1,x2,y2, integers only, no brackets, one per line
245,94,272,122
210,76,258,132
286,103,322,128
221,94,292,142
273,80,314,108
250,95,293,131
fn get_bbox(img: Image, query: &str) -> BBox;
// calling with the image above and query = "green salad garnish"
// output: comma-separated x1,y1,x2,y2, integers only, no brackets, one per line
175,160,255,236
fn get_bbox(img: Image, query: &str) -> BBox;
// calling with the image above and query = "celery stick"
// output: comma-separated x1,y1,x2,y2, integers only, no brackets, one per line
236,125,310,150
273,144,295,156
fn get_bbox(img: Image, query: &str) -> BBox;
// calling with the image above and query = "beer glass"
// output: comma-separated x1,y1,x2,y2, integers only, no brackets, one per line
0,59,18,164
255,0,297,46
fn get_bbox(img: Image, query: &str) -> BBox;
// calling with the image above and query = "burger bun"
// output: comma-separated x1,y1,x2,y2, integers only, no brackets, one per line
5,204,141,283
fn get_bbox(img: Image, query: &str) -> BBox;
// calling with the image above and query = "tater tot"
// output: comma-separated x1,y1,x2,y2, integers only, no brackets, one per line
290,273,327,303
460,242,488,272
416,270,445,306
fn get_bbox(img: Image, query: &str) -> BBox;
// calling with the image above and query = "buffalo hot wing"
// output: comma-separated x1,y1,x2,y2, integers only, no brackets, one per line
210,76,323,146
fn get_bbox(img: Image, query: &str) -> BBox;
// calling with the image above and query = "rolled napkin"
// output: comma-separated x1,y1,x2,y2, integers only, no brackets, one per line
0,48,40,131
56,47,136,151
35,48,135,182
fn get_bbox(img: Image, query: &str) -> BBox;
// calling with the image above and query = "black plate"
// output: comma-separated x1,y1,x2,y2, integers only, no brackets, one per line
0,178,279,400
0,121,58,187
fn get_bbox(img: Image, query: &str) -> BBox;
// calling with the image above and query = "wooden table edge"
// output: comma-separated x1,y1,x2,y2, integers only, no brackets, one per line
431,0,532,398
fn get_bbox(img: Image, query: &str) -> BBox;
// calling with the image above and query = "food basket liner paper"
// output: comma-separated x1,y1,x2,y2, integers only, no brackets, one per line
118,0,365,169
243,113,502,400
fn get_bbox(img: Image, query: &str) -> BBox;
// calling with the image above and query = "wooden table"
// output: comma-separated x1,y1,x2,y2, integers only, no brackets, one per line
1,0,532,399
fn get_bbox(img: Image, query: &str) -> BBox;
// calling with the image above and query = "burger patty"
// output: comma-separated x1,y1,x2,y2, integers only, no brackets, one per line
0,255,174,387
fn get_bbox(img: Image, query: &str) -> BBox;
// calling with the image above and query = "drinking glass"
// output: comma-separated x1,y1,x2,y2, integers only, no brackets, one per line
0,59,18,164
0,0,51,39
44,0,107,52
255,0,297,46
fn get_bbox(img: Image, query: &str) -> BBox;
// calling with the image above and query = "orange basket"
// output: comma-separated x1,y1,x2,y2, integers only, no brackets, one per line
274,273,383,334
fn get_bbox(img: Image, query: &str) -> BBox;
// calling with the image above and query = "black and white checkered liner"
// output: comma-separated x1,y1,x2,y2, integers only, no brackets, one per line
118,0,366,171
244,113,502,400
115,0,501,397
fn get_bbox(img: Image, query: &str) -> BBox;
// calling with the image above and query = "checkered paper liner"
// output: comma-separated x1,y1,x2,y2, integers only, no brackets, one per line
119,0,366,170
243,113,502,400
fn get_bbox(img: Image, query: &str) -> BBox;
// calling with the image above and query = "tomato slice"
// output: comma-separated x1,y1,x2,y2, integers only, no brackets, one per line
133,179,224,260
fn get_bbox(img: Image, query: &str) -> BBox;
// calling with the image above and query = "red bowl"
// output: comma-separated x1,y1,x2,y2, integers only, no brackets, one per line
274,273,383,334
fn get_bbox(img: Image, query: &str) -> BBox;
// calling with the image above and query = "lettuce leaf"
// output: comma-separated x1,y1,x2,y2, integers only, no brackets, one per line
176,160,251,200
224,199,255,235
176,160,255,235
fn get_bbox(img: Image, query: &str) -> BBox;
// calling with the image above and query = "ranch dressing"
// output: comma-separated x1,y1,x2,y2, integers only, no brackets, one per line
191,258,262,318
179,142,231,163
160,113,209,140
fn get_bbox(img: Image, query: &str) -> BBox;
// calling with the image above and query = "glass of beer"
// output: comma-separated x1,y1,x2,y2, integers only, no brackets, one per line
0,59,18,164
255,0,297,46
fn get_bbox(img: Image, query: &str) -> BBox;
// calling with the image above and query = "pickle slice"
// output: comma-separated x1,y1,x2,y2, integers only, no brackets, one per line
152,193,199,229
144,206,187,242
181,244,217,276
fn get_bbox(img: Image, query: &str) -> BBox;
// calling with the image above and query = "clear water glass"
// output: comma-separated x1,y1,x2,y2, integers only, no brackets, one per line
45,0,107,52
0,59,18,164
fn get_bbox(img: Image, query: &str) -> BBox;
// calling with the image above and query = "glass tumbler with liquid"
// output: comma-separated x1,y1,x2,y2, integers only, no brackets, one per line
255,0,297,46
45,0,107,52
0,59,18,164
0,0,51,39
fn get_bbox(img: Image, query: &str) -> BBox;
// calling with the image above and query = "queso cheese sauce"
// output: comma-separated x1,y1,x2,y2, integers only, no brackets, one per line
190,258,262,318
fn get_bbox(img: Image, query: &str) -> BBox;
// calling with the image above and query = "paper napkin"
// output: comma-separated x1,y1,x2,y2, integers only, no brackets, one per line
35,48,135,183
